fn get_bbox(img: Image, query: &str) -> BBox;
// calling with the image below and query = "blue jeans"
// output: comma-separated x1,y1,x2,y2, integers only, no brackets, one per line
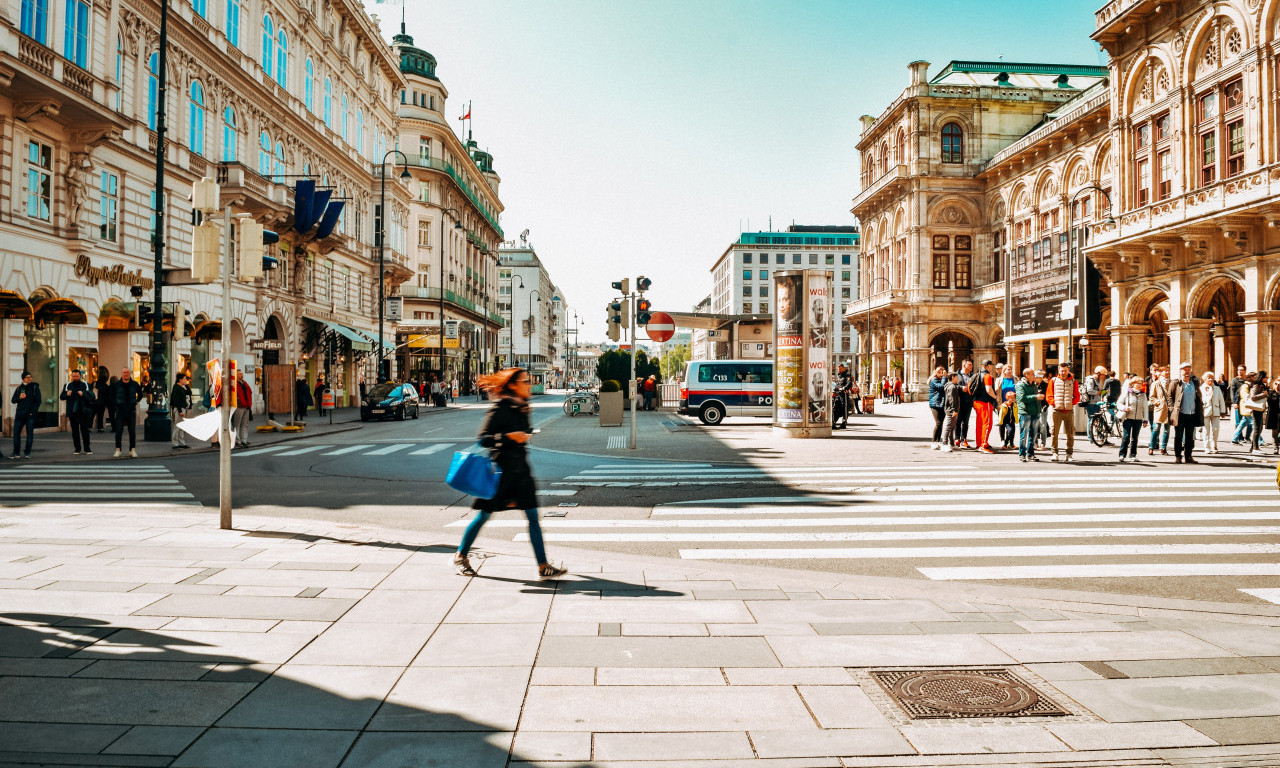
1119,418,1143,457
1232,410,1254,442
1148,422,1169,450
458,508,548,565
12,413,35,456
1018,417,1038,457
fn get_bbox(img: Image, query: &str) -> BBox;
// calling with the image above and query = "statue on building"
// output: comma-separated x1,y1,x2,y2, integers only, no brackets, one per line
66,152,91,236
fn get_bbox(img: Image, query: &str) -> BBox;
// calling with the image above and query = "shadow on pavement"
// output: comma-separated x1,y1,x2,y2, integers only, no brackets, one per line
238,530,457,556
0,613,595,768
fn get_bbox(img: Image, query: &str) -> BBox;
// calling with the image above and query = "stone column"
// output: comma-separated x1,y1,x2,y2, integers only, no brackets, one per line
1005,342,1025,373
1110,325,1149,378
1239,311,1279,373
1165,319,1212,374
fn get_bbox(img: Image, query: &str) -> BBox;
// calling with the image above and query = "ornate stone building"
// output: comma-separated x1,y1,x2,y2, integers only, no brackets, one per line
852,0,1280,394
1,0,408,431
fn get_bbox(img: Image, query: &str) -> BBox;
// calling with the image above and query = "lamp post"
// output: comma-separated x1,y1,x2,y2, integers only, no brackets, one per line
861,277,893,392
1066,184,1114,374
377,149,411,382
508,275,524,366
437,206,462,381
143,0,171,442
569,309,581,387
527,288,542,371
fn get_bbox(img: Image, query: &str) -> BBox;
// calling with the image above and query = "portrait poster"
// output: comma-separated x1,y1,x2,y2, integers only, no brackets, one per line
773,272,804,424
805,271,831,427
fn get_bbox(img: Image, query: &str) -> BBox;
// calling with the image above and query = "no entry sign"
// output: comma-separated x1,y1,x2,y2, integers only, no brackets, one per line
646,311,676,342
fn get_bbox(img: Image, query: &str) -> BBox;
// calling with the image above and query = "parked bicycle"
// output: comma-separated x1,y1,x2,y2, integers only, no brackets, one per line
563,389,600,417
1088,401,1124,446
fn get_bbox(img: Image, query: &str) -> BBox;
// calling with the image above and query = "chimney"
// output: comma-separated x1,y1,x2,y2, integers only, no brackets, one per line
908,60,930,86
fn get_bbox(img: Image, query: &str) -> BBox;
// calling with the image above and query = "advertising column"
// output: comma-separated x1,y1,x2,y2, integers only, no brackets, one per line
773,270,832,438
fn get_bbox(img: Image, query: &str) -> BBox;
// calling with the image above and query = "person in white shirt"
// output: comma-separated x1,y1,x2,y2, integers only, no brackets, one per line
1200,371,1226,454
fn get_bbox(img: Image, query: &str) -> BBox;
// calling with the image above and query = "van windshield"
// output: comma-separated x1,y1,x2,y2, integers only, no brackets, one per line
697,363,772,384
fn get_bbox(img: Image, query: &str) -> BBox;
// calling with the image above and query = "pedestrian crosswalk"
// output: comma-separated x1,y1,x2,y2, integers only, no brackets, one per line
235,441,459,459
448,460,1280,592
0,464,197,505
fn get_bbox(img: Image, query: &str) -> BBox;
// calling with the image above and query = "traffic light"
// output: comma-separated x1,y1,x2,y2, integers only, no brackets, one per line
611,278,630,295
606,303,622,341
136,303,155,330
191,220,221,283
635,298,652,325
636,276,652,293
238,221,279,280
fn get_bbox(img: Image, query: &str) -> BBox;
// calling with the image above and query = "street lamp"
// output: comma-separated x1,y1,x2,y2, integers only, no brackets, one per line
527,288,542,371
861,276,893,390
1066,183,1115,373
569,309,581,387
377,149,412,382
508,275,524,366
143,0,172,442
437,206,463,381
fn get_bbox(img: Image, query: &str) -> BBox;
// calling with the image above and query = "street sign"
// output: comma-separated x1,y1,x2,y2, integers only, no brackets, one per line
249,338,283,351
646,311,676,342
385,296,403,322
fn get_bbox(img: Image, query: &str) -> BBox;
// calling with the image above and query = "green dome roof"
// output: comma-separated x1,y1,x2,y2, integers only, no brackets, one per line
392,32,437,81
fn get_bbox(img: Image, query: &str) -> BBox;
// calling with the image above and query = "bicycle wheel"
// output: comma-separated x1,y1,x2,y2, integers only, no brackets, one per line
1088,414,1110,446
562,399,576,416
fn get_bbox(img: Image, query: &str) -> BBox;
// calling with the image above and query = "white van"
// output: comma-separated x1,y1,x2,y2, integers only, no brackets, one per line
678,359,774,425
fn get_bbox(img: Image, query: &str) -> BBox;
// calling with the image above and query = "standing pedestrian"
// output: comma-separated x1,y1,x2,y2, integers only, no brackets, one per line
1148,366,1171,455
849,378,862,414
1200,371,1226,454
1169,362,1204,464
1046,364,1080,462
997,390,1017,450
11,371,41,459
1244,371,1269,455
927,366,947,449
231,371,253,447
1015,367,1042,462
955,360,975,448
1229,365,1250,445
313,375,327,414
294,376,312,421
939,372,960,452
1116,375,1148,462
60,369,94,456
108,368,143,458
170,373,193,449
1034,369,1050,449
453,368,567,580
1266,378,1280,454
644,375,657,411
92,365,110,432
1082,366,1106,422
972,359,1000,454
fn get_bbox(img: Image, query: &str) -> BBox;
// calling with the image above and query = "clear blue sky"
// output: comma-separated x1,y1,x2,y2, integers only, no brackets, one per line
368,0,1105,344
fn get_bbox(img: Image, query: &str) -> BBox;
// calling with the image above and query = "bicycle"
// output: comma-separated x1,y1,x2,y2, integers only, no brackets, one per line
1087,401,1124,446
563,389,599,417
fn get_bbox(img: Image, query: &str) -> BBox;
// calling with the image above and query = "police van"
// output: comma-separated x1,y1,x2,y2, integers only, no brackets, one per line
678,359,774,425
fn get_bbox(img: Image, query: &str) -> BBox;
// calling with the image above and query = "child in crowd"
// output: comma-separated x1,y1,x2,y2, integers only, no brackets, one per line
940,372,961,453
997,390,1018,449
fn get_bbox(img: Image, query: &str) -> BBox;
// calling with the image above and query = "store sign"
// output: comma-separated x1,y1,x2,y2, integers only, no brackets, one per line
385,296,403,322
74,254,154,290
249,338,284,351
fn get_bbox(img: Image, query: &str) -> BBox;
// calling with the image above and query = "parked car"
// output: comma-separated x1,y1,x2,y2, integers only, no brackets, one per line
360,382,420,421
678,359,774,425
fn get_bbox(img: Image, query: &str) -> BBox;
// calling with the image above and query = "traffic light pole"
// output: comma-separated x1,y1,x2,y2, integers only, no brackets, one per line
629,291,637,450
219,205,233,529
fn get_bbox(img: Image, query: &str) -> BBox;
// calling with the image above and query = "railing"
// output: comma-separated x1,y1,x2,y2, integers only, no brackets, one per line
398,285,505,325
62,61,93,97
216,162,273,200
18,35,53,76
401,155,503,237
983,88,1109,171
852,164,908,211
1095,0,1147,29
189,154,208,178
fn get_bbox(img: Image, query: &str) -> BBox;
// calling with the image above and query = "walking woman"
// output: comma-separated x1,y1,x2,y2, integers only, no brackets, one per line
1116,375,1149,462
454,368,567,580
1246,371,1269,455
927,366,947,449
1267,377,1280,455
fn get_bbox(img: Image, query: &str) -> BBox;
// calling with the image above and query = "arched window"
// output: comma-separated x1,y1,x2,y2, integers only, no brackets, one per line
188,80,205,156
226,0,240,47
340,94,348,142
20,0,48,44
258,130,271,176
304,58,314,111
273,141,284,181
222,106,237,162
146,52,159,131
323,77,332,128
261,14,274,77
64,0,90,67
895,129,906,166
355,109,363,157
275,29,287,87
192,0,206,19
941,123,963,164
878,143,889,175
114,36,123,111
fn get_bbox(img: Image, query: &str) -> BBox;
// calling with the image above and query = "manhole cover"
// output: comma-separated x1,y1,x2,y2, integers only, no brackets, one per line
869,668,1070,719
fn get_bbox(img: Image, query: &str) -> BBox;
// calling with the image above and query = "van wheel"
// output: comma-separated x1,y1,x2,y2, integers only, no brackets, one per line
699,403,724,425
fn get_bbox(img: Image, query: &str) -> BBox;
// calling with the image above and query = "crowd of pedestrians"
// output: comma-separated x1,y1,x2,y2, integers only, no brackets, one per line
927,359,1279,463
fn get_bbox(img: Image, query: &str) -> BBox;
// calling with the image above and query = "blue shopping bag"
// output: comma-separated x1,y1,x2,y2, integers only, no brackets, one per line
446,445,502,499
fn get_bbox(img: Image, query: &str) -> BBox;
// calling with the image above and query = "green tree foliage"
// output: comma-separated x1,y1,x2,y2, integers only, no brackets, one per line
660,343,691,380
595,349,661,395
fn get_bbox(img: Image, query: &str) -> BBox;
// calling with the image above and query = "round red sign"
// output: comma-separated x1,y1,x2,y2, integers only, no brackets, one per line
646,311,676,342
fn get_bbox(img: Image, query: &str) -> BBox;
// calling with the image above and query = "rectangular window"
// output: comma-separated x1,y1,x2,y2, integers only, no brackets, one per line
825,254,835,265
1199,91,1218,123
742,253,752,264
954,254,971,289
841,287,851,299
1136,158,1150,206
1226,120,1245,178
759,286,769,298
808,254,817,265
1135,123,1150,150
25,140,52,221
841,254,851,265
372,204,383,248
1031,241,1041,272
1224,78,1243,111
1016,245,1027,276
1157,150,1172,200
775,254,784,265
1155,113,1171,142
758,303,769,314
841,270,851,281
932,254,949,288
991,229,1002,282
418,136,431,163
742,269,752,281
417,219,430,246
64,0,90,68
742,286,751,297
741,302,751,313
792,253,801,264
1200,132,1217,186
98,171,118,241
759,270,767,279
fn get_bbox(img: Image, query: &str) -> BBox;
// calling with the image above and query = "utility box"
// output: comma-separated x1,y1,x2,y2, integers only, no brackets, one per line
598,390,624,427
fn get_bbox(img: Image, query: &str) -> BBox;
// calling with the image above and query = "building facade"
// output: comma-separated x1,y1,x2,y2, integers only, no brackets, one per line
389,28,503,390
497,239,561,386
2,0,408,431
708,225,860,361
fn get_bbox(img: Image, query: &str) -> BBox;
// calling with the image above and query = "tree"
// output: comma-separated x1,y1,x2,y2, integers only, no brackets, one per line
594,349,660,397
660,343,691,380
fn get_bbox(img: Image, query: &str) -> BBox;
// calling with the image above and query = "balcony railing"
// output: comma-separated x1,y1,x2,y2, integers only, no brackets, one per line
401,155,503,238
851,164,908,212
399,285,505,325
18,35,53,76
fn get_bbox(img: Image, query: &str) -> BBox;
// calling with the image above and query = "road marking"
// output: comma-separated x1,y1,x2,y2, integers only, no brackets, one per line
514,526,1280,543
233,445,292,457
0,479,181,485
1239,588,1280,604
920,564,1280,580
409,444,452,456
1,491,195,500
536,489,578,497
320,445,375,456
589,463,714,469
651,501,1280,516
366,444,413,456
606,436,626,449
273,445,330,457
676,543,1280,560
452,510,1280,528
0,467,171,473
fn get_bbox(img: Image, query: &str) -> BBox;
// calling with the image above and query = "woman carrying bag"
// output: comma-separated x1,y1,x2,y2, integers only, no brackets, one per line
453,368,567,580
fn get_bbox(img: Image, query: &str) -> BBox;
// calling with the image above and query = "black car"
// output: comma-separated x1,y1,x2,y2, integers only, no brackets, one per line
360,382,420,421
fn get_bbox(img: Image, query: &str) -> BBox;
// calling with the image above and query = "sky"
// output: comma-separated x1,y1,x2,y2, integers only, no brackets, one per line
366,0,1106,344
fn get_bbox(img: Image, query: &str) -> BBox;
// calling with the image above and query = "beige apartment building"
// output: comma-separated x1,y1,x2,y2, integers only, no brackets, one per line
1,0,409,430
852,0,1280,396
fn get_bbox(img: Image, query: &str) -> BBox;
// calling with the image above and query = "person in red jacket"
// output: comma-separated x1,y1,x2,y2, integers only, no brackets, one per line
216,371,255,447
1045,364,1081,461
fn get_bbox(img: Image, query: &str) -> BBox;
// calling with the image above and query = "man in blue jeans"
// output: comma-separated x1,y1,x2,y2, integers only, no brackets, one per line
1015,368,1043,462
11,371,41,459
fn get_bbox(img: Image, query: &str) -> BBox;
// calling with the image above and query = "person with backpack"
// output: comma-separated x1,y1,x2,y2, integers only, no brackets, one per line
971,359,1000,454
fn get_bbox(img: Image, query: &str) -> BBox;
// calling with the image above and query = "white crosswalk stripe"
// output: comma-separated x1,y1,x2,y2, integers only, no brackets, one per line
320,444,373,456
0,465,197,505
474,459,1280,590
227,442,463,458
365,444,413,456
233,445,290,457
274,445,329,457
409,444,451,456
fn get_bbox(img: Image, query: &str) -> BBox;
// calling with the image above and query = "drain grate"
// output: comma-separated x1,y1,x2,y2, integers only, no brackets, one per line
869,668,1070,719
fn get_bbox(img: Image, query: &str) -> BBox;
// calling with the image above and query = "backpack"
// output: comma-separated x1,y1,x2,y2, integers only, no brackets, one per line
964,372,983,397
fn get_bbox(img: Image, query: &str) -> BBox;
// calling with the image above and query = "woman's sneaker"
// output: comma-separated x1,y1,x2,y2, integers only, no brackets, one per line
538,563,568,580
453,554,476,576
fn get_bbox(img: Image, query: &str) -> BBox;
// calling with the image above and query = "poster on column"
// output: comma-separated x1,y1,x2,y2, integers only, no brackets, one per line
773,272,804,424
806,271,832,427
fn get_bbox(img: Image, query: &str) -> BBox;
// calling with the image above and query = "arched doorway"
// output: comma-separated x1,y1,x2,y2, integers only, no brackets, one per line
1189,279,1245,376
262,315,285,366
1128,289,1170,371
929,330,974,371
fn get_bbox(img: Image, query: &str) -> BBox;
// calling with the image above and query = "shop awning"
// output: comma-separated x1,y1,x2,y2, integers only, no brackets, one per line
98,300,135,330
305,316,372,352
192,320,222,342
0,290,33,320
32,297,88,324
353,327,395,352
